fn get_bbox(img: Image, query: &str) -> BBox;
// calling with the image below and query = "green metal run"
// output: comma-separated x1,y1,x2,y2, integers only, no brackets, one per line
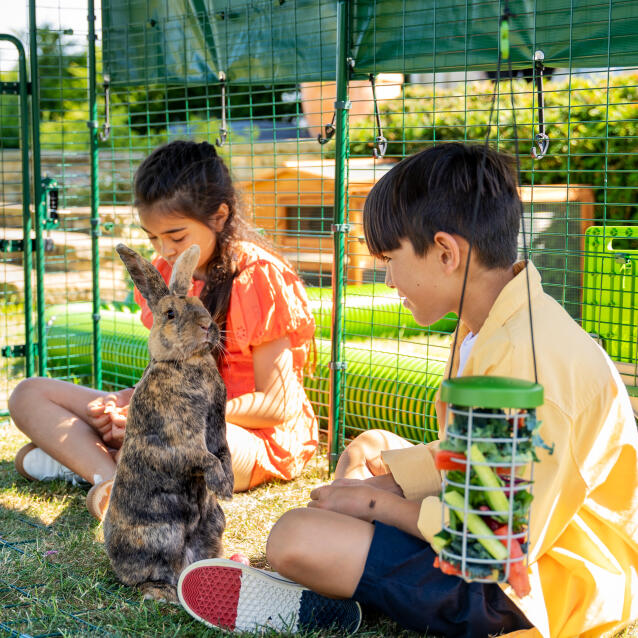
1,0,637,441
0,35,33,385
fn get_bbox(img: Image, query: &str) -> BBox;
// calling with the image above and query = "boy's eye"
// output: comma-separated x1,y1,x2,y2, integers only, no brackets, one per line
381,255,391,263
166,308,175,320
173,236,186,243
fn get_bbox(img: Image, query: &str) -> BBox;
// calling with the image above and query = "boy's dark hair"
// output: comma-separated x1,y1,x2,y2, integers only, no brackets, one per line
134,140,286,359
363,143,521,268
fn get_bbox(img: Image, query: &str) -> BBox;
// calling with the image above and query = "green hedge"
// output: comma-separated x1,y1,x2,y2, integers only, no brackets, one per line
349,73,638,221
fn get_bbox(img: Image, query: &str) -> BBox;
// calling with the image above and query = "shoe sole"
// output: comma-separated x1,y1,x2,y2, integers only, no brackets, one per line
178,558,362,634
86,479,113,522
14,442,37,481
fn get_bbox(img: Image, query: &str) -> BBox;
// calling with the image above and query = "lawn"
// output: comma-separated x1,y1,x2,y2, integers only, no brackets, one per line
0,420,423,638
1,419,636,638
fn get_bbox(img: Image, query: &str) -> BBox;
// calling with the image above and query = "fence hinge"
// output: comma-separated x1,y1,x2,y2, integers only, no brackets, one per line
0,238,55,253
0,81,31,95
329,361,348,370
2,345,29,358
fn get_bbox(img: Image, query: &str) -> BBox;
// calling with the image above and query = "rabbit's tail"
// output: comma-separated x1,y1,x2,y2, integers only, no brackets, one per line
141,581,178,603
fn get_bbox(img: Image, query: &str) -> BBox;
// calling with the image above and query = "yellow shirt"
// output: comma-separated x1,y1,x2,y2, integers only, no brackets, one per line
382,262,638,638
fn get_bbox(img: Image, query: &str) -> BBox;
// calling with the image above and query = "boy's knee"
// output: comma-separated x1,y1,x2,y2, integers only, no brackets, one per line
266,509,312,573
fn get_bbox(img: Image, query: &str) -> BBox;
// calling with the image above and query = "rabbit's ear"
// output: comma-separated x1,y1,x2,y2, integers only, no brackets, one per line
116,244,169,309
168,244,200,295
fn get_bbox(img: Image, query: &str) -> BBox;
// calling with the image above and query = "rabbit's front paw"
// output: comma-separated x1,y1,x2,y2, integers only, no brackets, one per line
203,457,233,499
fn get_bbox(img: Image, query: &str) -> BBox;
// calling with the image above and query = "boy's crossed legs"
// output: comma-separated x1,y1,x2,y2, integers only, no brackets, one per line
179,430,531,636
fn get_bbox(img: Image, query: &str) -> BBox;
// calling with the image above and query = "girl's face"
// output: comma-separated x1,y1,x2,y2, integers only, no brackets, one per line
139,206,228,279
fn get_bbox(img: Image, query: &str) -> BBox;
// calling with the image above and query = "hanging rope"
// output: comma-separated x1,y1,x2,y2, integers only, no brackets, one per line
447,6,539,384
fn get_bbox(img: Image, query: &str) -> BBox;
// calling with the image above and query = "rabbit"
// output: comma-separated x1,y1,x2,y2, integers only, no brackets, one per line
103,243,234,603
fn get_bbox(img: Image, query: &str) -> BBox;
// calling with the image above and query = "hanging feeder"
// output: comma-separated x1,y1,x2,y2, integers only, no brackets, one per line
429,6,552,598
432,377,544,597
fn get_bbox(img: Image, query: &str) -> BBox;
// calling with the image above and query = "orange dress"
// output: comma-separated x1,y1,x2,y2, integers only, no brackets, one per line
134,241,318,488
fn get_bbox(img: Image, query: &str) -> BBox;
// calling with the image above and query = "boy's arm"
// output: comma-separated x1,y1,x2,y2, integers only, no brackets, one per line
309,483,423,539
381,441,442,500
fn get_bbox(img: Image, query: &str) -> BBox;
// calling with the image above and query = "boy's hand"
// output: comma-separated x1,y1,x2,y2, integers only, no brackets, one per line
308,484,382,522
331,473,404,497
309,482,423,539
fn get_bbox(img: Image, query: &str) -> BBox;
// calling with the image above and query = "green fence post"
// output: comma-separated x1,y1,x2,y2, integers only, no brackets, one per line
328,0,350,472
88,0,102,389
0,35,33,380
28,0,46,376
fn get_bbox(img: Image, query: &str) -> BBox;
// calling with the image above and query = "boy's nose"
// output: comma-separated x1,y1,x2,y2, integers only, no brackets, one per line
384,268,394,288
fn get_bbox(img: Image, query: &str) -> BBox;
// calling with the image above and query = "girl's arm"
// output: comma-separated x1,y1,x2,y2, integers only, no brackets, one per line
225,336,305,428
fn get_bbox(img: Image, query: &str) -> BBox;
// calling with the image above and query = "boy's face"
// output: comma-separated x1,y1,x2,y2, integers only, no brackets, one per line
380,236,459,327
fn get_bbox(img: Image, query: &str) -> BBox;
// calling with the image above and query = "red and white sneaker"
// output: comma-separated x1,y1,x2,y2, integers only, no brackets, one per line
178,558,362,634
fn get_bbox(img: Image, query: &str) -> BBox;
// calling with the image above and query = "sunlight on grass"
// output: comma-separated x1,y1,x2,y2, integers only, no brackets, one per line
1,419,636,637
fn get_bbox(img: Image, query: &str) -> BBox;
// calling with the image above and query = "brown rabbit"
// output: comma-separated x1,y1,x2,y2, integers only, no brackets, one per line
103,243,233,602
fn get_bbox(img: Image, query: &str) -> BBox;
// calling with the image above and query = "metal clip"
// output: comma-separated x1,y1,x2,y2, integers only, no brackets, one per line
216,71,228,147
329,361,347,371
331,223,351,233
98,74,111,142
317,111,336,145
531,51,549,160
369,74,388,159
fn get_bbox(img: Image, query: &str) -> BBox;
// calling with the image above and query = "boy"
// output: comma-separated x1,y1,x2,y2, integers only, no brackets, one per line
177,144,638,637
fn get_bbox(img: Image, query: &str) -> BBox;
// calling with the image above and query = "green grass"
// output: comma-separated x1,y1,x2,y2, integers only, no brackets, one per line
1,420,636,638
0,420,425,638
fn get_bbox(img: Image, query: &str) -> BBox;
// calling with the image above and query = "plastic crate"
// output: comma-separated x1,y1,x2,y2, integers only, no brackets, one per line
583,226,638,365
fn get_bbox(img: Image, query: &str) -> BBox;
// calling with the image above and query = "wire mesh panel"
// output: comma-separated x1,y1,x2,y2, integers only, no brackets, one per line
0,0,637,635
0,37,31,415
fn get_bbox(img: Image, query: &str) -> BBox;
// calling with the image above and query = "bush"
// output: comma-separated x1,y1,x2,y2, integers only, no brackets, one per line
349,73,638,221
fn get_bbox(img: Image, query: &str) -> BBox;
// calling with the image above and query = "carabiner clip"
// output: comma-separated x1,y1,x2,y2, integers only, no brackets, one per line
317,111,336,145
531,51,549,160
369,73,387,159
98,74,111,142
216,71,228,148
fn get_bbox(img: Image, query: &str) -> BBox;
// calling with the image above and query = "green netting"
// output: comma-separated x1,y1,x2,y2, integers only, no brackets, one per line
103,0,638,85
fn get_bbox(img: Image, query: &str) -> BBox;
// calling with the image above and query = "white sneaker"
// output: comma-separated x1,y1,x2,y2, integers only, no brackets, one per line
15,443,88,486
178,558,362,634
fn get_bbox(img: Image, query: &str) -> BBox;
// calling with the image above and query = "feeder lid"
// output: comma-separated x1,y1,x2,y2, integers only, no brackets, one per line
440,376,544,409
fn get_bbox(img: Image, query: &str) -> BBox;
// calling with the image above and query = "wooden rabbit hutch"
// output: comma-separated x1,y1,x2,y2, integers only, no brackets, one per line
239,158,396,286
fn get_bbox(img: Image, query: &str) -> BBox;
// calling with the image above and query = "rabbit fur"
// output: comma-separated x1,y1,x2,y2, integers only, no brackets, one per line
103,243,233,602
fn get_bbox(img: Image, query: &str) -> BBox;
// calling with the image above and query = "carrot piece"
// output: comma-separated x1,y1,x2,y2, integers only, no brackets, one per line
494,526,531,597
435,450,468,471
434,556,463,576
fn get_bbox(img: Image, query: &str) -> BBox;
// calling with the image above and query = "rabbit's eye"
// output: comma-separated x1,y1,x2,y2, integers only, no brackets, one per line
165,308,176,320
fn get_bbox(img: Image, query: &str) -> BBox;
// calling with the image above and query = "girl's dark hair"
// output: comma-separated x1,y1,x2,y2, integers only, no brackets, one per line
134,140,284,358
363,143,521,269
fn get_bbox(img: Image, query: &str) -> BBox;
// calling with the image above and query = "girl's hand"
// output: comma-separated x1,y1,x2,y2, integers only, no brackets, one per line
86,387,134,443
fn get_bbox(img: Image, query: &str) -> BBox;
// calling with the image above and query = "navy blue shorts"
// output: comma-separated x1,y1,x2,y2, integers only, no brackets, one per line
353,521,532,638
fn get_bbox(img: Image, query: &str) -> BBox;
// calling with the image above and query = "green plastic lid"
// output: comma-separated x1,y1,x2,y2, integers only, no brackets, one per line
440,376,544,409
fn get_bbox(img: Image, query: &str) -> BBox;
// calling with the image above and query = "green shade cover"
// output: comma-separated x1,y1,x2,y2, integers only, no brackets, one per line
440,376,544,409
102,0,638,86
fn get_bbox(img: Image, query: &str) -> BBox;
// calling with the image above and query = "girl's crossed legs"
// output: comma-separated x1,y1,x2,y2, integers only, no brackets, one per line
9,376,267,491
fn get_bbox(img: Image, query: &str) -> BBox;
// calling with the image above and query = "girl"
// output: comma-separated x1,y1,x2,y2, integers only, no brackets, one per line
9,140,318,520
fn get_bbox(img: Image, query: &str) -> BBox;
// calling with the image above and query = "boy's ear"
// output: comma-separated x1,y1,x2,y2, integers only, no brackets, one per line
210,203,230,233
432,231,462,274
